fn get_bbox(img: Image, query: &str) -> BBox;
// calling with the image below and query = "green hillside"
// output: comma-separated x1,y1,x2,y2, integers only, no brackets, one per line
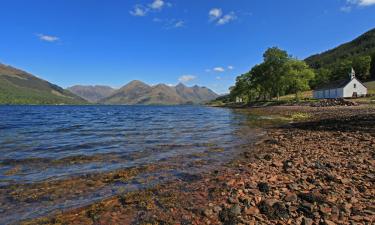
0,64,87,105
305,28,375,69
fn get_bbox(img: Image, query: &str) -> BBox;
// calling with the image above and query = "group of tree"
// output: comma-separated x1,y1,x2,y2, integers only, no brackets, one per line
229,47,315,103
229,47,375,104
310,54,374,88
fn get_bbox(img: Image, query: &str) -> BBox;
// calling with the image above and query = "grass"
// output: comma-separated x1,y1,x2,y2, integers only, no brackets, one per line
364,80,375,95
277,91,313,101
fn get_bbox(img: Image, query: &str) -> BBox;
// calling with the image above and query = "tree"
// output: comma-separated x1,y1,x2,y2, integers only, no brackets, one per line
352,56,371,80
230,47,316,103
311,68,332,88
331,59,353,80
230,73,250,103
284,60,315,100
262,47,290,100
370,52,375,79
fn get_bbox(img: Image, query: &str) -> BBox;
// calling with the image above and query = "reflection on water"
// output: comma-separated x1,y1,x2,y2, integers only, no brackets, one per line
0,105,261,224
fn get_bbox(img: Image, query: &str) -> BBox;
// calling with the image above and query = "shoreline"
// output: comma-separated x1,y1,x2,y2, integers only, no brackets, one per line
22,105,375,224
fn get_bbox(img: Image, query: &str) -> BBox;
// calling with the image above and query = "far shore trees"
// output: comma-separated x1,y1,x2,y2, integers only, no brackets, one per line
230,47,315,103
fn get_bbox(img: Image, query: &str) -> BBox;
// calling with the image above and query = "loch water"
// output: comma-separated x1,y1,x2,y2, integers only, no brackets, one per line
0,105,259,224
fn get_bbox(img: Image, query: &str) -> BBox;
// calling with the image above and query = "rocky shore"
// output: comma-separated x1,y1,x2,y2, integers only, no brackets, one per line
23,106,375,225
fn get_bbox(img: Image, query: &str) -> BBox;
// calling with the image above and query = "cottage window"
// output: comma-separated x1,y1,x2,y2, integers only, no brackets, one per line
354,84,357,88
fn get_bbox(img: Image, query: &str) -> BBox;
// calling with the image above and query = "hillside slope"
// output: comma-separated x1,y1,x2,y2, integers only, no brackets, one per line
100,81,218,105
305,28,375,69
67,85,115,103
0,64,87,105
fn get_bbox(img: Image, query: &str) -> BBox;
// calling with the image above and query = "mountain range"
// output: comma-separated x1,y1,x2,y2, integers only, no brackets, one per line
0,62,218,105
69,81,219,105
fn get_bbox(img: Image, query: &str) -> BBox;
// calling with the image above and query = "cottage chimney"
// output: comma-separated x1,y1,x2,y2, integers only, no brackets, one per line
350,68,356,80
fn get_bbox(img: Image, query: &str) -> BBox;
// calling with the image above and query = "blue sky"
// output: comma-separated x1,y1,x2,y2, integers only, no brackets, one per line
1,0,375,94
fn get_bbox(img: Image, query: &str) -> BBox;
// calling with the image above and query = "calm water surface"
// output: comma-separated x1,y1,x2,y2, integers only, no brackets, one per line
0,105,260,224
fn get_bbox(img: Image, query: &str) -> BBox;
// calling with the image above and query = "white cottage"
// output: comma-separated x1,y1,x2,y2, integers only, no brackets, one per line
313,69,367,99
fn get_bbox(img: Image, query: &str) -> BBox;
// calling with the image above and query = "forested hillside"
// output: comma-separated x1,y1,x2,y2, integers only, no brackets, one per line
306,28,375,68
0,64,87,105
305,28,375,86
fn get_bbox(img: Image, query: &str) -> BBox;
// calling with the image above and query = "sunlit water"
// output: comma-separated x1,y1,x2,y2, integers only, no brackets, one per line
0,105,261,224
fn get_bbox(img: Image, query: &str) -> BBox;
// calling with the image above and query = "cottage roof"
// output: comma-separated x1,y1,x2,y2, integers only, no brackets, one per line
314,79,351,91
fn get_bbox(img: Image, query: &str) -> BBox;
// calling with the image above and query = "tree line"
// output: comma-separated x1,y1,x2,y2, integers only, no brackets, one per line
229,47,375,104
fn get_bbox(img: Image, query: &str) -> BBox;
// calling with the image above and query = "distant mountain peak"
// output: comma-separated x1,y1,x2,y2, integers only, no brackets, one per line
67,85,116,103
100,80,218,105
176,83,187,88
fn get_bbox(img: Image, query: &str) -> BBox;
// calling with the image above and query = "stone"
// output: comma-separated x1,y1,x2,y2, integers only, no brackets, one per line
245,206,260,216
284,193,298,202
203,209,213,217
257,182,270,193
298,191,325,204
301,217,313,225
230,204,241,216
213,206,222,213
258,199,289,220
323,219,336,225
264,154,272,161
219,205,241,224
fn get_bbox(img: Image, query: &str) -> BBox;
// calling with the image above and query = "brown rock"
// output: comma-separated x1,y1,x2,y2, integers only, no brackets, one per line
301,217,313,225
245,206,260,216
203,209,213,217
323,219,336,225
284,193,298,202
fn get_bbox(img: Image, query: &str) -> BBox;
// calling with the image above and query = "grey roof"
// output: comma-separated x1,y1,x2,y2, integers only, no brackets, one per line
314,79,351,91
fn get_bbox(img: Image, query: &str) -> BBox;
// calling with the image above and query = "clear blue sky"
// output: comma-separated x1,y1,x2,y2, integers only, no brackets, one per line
1,0,375,94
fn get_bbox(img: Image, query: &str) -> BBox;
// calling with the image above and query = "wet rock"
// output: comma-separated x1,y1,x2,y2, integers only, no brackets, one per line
283,160,293,171
357,185,366,193
257,182,270,193
298,191,325,204
306,177,316,184
298,202,315,218
258,199,289,220
263,154,272,161
219,205,241,225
